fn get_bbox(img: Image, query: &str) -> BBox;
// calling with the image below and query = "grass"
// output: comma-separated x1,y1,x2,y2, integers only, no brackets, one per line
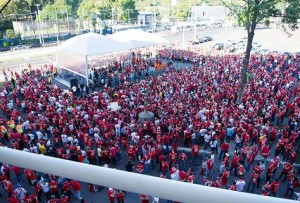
0,81,4,88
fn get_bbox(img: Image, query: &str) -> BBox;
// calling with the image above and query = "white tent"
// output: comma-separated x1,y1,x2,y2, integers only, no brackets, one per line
56,32,129,85
109,29,169,50
56,32,128,56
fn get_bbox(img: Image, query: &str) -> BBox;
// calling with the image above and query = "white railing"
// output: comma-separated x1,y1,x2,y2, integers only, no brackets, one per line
0,147,293,203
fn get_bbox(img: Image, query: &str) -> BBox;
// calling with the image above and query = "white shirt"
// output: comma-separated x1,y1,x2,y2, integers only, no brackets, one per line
40,182,50,193
236,180,245,191
14,187,27,200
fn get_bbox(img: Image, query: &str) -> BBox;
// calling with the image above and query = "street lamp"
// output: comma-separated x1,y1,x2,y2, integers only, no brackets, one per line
35,4,44,45
54,8,60,45
127,9,133,25
151,2,158,33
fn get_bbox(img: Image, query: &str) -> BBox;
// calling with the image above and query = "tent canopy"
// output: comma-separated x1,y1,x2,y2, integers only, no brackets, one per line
109,29,169,50
56,32,128,56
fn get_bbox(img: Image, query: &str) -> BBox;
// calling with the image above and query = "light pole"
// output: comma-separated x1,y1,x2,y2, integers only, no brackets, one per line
151,2,157,33
194,7,198,39
55,8,59,45
127,9,132,25
35,4,42,45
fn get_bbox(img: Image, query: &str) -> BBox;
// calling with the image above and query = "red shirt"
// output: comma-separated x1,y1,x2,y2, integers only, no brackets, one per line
207,159,213,170
108,190,116,202
179,152,187,161
261,146,270,158
169,152,177,162
70,180,81,191
221,142,229,152
60,196,69,203
191,145,200,156
49,180,59,193
116,191,125,201
270,181,280,192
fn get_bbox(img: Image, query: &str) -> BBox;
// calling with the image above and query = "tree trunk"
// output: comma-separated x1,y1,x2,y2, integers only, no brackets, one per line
236,29,255,104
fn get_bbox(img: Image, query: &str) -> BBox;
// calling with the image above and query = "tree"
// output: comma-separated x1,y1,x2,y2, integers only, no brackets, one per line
221,0,300,103
38,0,72,20
115,0,138,23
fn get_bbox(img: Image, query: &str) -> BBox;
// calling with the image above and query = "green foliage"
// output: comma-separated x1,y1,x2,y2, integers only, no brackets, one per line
6,29,15,39
3,42,8,48
38,0,72,20
77,0,103,20
115,0,138,22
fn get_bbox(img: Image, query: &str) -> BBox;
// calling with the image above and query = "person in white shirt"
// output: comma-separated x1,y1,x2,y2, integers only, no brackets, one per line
61,134,68,144
236,178,246,192
14,184,27,200
40,180,51,200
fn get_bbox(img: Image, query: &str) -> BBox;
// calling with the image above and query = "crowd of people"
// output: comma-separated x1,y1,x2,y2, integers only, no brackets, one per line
0,48,300,203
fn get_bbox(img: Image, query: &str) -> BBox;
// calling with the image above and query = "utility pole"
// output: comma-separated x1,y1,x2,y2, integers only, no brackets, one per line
35,4,43,45
55,8,59,45
127,9,132,25
151,2,157,33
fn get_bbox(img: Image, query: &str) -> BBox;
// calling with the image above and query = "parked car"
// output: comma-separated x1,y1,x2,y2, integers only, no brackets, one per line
192,37,207,45
212,43,224,50
0,47,10,52
29,43,42,48
10,45,28,51
203,36,213,41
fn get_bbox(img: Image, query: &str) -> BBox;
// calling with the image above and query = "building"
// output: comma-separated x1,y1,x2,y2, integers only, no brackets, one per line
191,6,228,22
137,11,153,28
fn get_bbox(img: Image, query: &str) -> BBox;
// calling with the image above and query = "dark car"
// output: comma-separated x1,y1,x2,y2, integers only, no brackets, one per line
30,43,42,48
212,43,224,50
192,37,207,45
0,47,10,52
203,36,213,41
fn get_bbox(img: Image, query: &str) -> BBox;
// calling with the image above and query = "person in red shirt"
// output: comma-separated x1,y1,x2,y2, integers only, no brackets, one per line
22,193,38,203
247,170,259,192
7,196,19,203
136,162,144,174
161,159,169,173
178,151,187,170
270,179,280,196
279,161,293,180
221,168,230,188
60,194,69,203
207,158,214,177
168,150,177,170
127,146,135,161
2,179,14,197
219,142,229,161
49,179,59,198
70,180,81,199
107,188,116,203
289,150,297,165
62,180,72,199
140,194,149,203
24,169,36,186
11,165,22,184
190,144,200,164
116,190,125,203
261,145,270,165
230,153,239,176
229,181,237,191
33,182,42,202
48,195,59,203
253,162,262,188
